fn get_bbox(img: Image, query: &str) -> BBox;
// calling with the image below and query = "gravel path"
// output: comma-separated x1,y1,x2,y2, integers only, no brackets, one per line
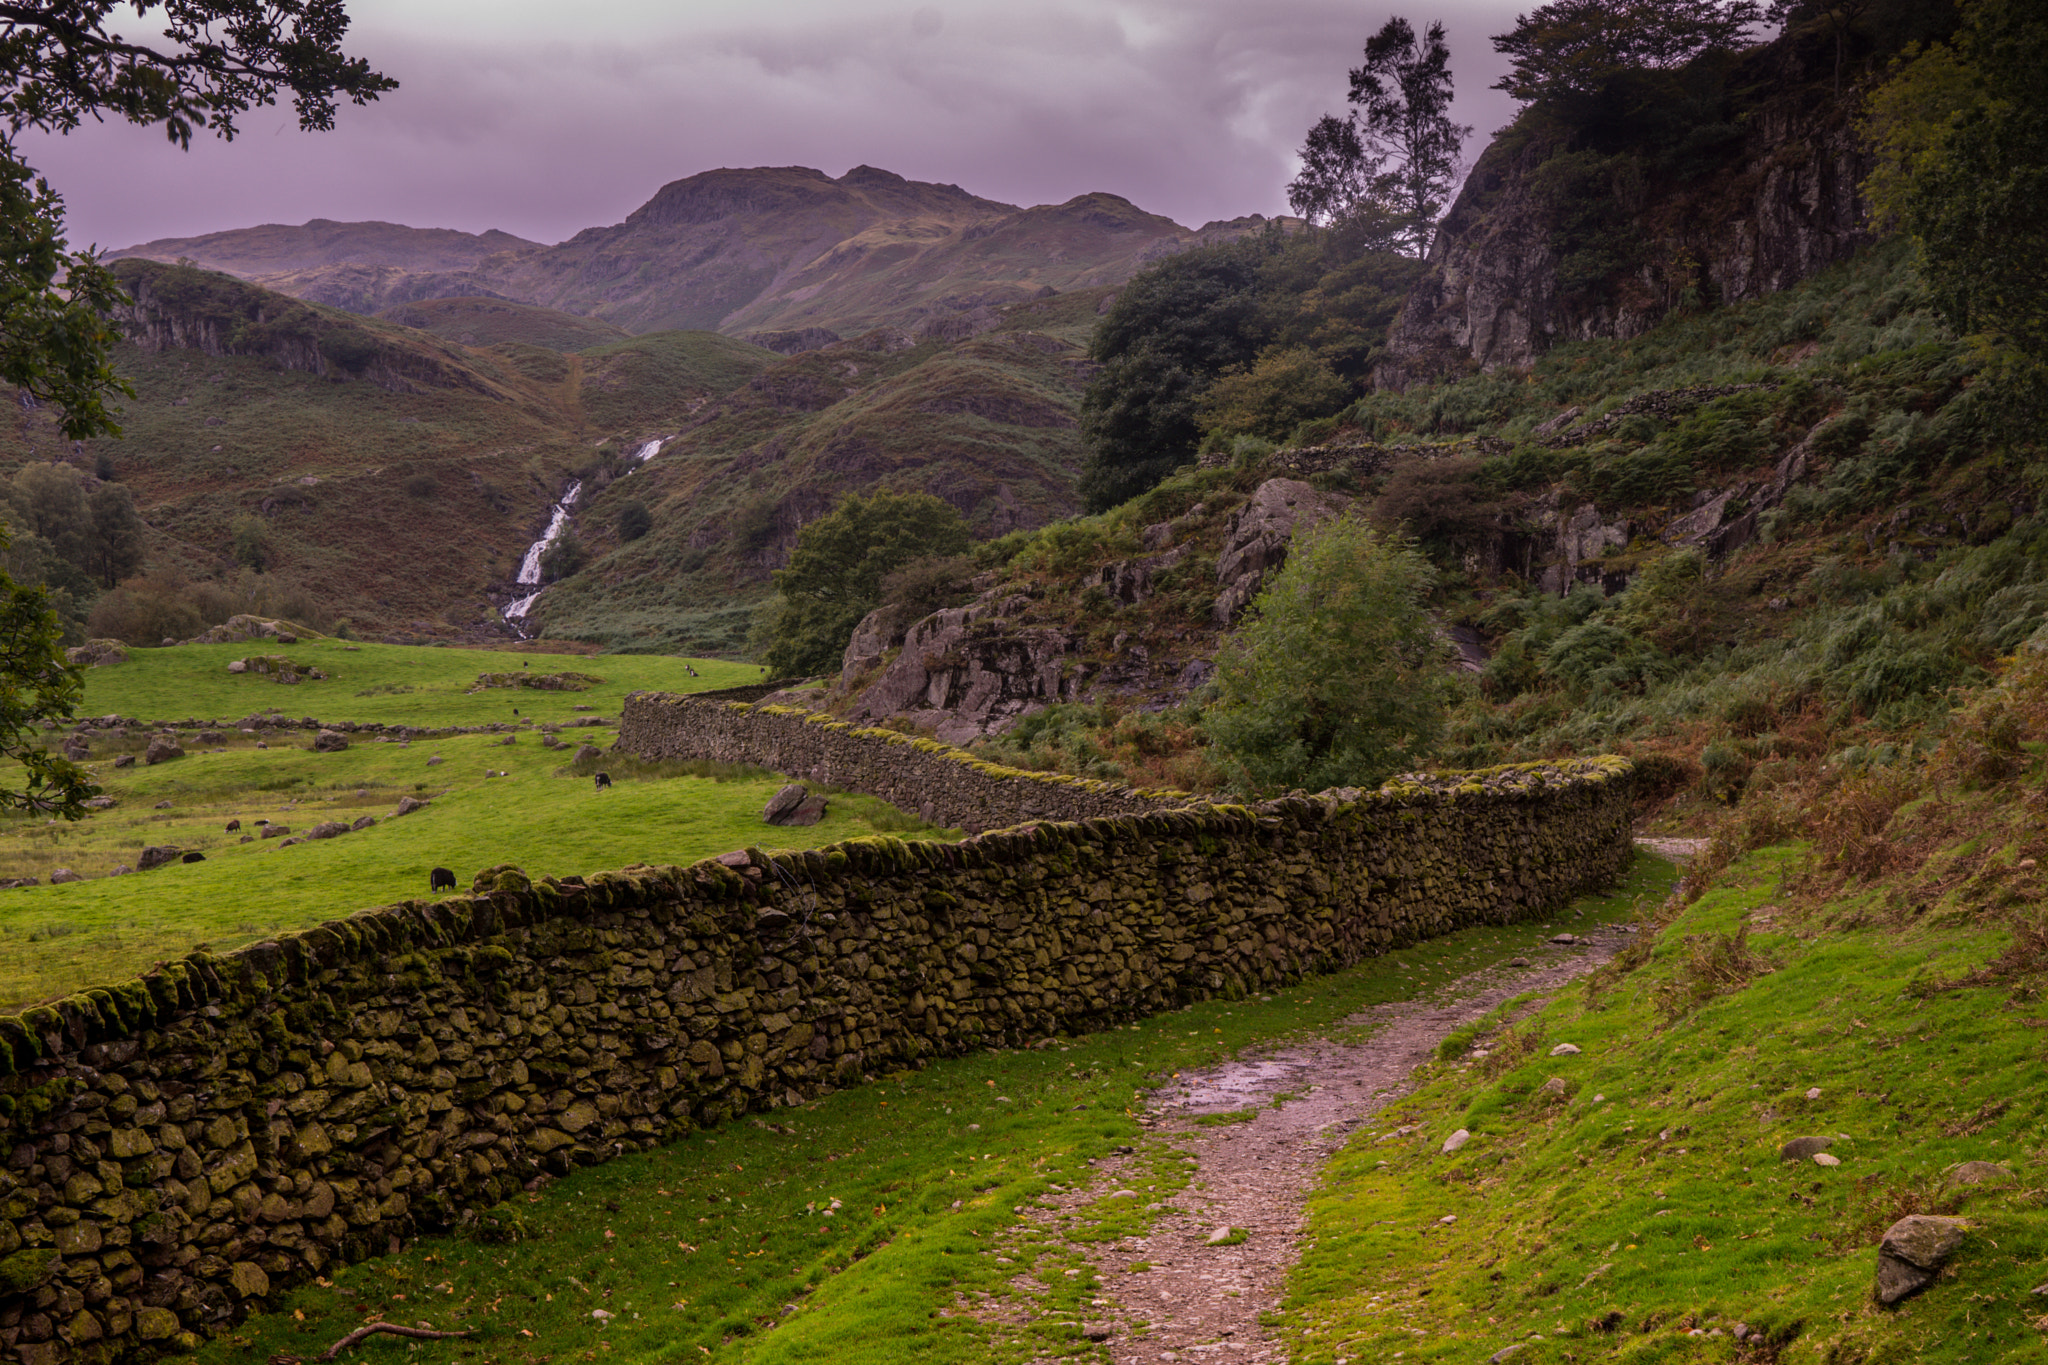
1003,924,1635,1363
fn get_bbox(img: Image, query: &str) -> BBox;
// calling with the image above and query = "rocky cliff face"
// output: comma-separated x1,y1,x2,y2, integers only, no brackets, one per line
1381,46,1873,385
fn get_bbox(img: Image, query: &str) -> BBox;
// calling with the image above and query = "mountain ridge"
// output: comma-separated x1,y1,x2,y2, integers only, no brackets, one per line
106,165,1293,341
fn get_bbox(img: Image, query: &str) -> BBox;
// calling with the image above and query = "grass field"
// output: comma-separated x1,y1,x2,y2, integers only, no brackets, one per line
0,644,911,1008
184,856,1667,1365
70,638,764,727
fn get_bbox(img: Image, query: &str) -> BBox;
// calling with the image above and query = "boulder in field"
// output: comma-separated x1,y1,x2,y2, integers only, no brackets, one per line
312,730,349,752
1876,1215,1969,1305
306,821,350,839
144,735,184,765
137,846,181,871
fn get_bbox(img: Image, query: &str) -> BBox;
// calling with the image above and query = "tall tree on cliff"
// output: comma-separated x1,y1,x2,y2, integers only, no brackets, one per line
1348,17,1472,256
1288,15,1470,257
0,0,392,817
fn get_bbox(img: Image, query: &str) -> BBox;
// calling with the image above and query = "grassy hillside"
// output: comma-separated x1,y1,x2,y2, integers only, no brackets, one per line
376,297,632,351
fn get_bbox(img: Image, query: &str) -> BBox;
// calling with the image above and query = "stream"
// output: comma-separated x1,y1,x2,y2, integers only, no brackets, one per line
503,438,666,633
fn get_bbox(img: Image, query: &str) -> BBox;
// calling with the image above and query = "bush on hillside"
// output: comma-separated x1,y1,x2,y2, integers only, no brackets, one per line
1206,516,1445,793
757,491,972,677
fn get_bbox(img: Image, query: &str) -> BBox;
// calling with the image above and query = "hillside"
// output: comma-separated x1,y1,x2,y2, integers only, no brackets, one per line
105,217,537,275
107,165,1292,340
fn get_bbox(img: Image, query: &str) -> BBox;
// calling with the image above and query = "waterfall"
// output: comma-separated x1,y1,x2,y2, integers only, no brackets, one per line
502,440,665,634
505,479,582,627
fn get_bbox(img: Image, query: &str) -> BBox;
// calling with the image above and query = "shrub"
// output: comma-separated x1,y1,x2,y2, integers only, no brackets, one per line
615,500,652,542
1206,516,1445,794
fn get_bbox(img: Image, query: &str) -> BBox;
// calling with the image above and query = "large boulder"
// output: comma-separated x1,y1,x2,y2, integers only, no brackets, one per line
312,730,349,752
763,784,828,827
1211,479,1349,626
1875,1215,1968,1305
136,846,181,871
305,821,351,839
143,734,184,765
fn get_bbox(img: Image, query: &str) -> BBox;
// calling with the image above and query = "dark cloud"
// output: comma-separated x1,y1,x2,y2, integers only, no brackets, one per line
24,0,1529,252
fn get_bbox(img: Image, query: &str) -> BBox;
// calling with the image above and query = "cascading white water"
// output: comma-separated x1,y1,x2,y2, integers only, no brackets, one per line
502,439,667,634
505,479,582,625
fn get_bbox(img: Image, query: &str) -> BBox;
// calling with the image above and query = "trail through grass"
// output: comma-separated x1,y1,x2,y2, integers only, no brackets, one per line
186,858,1669,1365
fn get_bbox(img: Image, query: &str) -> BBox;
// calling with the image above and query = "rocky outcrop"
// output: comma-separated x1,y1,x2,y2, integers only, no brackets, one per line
62,639,127,668
846,594,1082,745
1381,44,1873,385
1211,479,1350,625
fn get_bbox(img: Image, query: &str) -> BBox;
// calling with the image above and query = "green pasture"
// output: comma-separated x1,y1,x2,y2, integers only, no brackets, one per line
1280,846,2048,1365
71,638,765,727
189,857,1665,1365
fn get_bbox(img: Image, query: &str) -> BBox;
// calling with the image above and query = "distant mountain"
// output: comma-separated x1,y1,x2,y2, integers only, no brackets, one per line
106,218,538,276
107,167,1291,341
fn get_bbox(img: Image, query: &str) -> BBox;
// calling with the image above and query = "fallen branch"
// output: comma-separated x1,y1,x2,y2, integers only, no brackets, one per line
313,1322,474,1360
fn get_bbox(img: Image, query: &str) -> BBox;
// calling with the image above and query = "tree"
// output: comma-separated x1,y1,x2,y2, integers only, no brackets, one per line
1863,0,2048,365
1492,0,1763,107
1347,18,1472,255
0,525,93,817
1287,113,1373,228
758,491,971,677
1194,346,1351,444
0,1,393,440
1204,516,1447,794
86,480,144,586
1078,235,1283,511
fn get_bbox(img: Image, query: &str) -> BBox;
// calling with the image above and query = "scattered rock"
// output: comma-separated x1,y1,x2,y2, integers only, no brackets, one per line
312,729,349,752
574,744,602,763
350,815,376,832
426,754,444,766
144,735,184,765
136,846,181,871
306,821,350,839
1550,932,1582,944
1081,1321,1116,1341
1806,1087,1822,1100
0,877,36,888
1813,1153,1842,1167
260,825,291,839
1550,1043,1582,1056
1876,1215,1969,1305
112,754,135,768
1537,1076,1569,1099
394,797,429,816
152,800,172,809
1950,1161,2014,1187
1780,1136,1833,1162
47,869,80,884
64,639,128,667
1443,1129,1471,1153
1508,956,1530,967
762,784,808,824
108,865,130,875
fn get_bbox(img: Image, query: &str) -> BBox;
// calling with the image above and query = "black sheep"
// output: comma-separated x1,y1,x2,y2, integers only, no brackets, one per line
181,852,205,864
225,818,240,832
594,772,612,791
429,866,457,892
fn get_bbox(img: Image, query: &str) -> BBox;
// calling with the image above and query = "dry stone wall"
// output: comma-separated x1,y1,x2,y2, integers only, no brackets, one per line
619,692,1199,831
0,752,1633,1365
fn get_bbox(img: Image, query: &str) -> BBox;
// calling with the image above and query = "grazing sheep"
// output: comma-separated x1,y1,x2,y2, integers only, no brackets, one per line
594,772,612,791
225,818,240,832
181,852,205,864
430,866,457,892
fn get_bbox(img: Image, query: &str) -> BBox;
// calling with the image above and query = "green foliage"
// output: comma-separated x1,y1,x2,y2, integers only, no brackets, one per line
0,528,92,819
759,491,971,676
614,499,652,542
230,516,270,573
1195,346,1352,444
1206,517,1445,793
1372,456,1504,556
1865,0,2048,365
538,531,587,584
1491,0,1763,110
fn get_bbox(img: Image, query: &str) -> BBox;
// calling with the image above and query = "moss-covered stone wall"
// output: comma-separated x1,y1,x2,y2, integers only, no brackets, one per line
0,760,1632,1365
618,692,1199,831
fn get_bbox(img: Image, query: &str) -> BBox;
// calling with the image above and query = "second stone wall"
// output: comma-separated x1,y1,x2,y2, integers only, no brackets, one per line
618,692,1199,831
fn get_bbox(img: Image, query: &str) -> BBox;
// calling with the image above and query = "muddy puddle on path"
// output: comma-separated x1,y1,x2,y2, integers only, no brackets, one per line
1004,923,1637,1364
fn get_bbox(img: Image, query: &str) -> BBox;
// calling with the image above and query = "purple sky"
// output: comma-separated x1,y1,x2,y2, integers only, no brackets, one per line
30,0,1533,252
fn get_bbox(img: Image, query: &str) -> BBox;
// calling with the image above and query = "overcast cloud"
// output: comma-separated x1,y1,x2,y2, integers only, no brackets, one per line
25,0,1532,252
